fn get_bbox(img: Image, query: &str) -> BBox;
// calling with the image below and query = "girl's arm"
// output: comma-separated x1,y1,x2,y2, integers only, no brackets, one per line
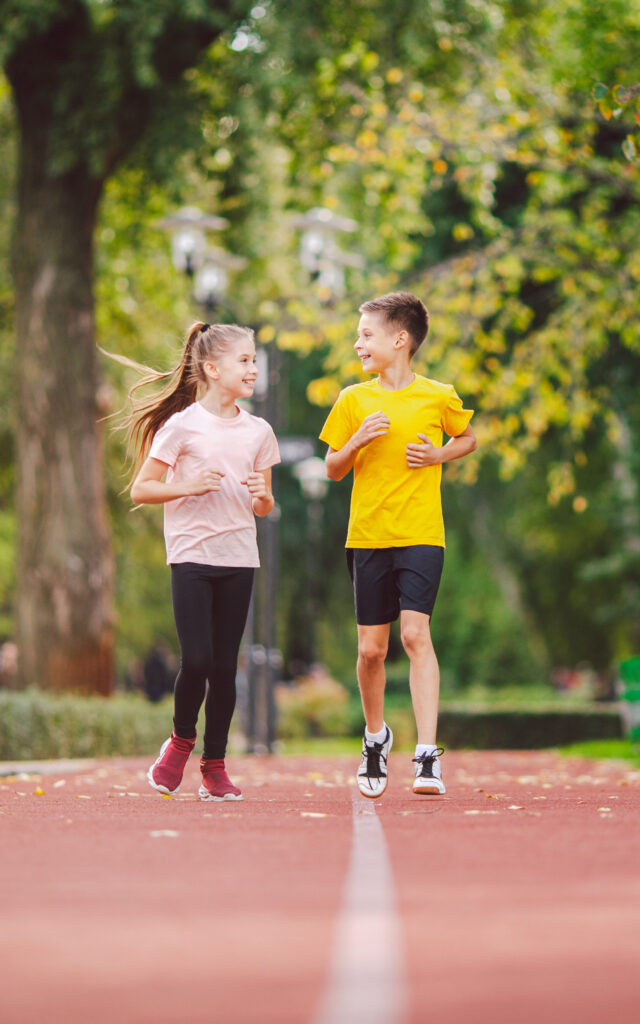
245,468,274,518
131,457,224,505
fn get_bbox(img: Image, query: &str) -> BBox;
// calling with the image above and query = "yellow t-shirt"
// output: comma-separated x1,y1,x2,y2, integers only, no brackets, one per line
319,374,473,548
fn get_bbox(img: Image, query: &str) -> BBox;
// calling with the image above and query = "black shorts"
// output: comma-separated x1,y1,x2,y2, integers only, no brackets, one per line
346,546,444,625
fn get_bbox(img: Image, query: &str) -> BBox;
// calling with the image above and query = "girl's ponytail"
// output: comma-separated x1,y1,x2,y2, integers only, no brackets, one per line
118,321,206,479
113,321,252,482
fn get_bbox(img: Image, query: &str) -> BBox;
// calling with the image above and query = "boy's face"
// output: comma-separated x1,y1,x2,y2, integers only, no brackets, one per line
355,312,406,372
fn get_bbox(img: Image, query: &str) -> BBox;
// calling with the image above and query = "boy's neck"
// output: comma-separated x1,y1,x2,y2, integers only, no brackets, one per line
377,363,415,392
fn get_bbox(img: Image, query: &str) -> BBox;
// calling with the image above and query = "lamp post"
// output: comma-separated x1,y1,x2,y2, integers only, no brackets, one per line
193,247,247,314
292,457,329,667
294,207,363,300
157,205,275,752
157,206,228,277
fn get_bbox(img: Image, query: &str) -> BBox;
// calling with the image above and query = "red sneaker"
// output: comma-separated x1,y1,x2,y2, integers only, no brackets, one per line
198,758,243,802
147,732,196,795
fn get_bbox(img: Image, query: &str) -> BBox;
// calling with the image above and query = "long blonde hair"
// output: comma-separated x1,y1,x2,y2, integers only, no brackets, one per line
114,321,254,478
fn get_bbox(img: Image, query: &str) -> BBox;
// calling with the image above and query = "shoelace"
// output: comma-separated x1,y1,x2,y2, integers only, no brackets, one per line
363,740,387,779
412,747,445,777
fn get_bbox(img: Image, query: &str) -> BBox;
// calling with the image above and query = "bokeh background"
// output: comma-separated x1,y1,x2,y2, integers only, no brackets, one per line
0,1,638,754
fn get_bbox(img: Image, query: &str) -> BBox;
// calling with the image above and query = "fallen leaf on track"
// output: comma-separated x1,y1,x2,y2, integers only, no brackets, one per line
149,830,179,838
301,812,329,818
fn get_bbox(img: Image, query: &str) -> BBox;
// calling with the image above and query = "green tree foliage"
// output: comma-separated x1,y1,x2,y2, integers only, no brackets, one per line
0,0,256,691
79,0,640,680
1,0,637,691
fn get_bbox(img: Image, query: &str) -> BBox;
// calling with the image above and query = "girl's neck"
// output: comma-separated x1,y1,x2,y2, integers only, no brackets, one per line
199,387,240,419
377,363,415,392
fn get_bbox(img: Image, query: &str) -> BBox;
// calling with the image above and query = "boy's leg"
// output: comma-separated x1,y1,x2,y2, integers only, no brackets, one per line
399,609,439,744
356,622,391,733
356,623,394,798
400,608,446,794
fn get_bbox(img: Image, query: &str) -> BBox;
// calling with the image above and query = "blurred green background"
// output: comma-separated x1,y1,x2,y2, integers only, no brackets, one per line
0,2,638,748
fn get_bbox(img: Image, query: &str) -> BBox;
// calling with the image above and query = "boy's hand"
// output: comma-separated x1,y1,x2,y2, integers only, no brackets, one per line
243,471,269,499
406,434,442,468
352,411,390,450
189,469,225,494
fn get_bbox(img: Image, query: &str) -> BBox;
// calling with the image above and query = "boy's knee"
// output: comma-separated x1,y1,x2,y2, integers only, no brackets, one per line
400,623,430,656
358,639,388,665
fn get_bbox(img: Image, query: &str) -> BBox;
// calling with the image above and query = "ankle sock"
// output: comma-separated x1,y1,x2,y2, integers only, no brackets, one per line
365,724,388,745
415,743,438,758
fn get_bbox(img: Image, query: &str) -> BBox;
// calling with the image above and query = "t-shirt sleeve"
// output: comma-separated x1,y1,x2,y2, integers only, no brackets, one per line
319,391,354,451
254,423,281,471
148,416,184,468
441,385,474,437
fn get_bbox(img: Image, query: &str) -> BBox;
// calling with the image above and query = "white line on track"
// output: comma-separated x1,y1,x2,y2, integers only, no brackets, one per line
311,787,407,1024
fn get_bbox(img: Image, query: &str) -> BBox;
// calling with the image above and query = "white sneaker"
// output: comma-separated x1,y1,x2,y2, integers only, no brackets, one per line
412,748,446,795
357,726,393,798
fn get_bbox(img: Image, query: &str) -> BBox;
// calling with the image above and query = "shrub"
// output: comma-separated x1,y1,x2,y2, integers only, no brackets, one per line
435,703,624,749
0,689,172,761
275,673,351,739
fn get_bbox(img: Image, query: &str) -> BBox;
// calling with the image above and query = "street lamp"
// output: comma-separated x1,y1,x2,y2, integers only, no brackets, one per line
157,206,228,277
157,205,275,753
294,207,363,300
193,247,247,314
293,457,329,666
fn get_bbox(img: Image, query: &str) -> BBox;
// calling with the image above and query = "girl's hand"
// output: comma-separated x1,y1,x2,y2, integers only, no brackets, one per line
244,471,269,499
189,469,225,495
352,411,390,450
406,434,442,468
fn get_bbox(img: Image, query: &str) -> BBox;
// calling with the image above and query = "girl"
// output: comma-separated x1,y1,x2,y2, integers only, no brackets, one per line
126,321,280,801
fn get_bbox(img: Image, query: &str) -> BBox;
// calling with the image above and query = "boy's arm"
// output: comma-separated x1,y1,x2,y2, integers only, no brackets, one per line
406,424,477,468
325,411,390,480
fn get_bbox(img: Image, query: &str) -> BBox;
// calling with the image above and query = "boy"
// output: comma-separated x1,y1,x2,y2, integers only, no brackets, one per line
319,292,477,797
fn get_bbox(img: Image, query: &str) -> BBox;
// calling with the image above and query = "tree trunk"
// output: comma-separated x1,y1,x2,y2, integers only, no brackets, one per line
4,2,248,693
12,141,113,693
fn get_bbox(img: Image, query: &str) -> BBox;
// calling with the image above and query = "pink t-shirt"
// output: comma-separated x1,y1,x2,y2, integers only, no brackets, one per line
149,402,280,567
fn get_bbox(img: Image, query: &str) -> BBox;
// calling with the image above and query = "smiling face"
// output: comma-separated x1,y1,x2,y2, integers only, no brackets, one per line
355,311,407,372
204,336,258,399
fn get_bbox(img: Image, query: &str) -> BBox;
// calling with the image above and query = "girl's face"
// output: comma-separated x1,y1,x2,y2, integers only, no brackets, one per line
204,337,258,399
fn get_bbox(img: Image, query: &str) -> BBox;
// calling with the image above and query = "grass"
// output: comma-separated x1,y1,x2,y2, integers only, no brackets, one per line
278,736,640,762
277,736,363,756
556,737,640,767
440,683,602,708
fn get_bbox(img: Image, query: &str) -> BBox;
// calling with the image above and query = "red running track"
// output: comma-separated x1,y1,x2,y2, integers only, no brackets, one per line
1,750,639,1024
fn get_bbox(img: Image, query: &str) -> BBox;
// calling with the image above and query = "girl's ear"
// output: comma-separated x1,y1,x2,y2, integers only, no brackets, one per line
203,359,219,381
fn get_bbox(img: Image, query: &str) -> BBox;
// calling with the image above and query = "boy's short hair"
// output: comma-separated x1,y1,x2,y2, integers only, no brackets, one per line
359,291,429,355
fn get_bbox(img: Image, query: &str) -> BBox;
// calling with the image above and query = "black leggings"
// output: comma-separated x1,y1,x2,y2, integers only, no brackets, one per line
170,562,254,759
